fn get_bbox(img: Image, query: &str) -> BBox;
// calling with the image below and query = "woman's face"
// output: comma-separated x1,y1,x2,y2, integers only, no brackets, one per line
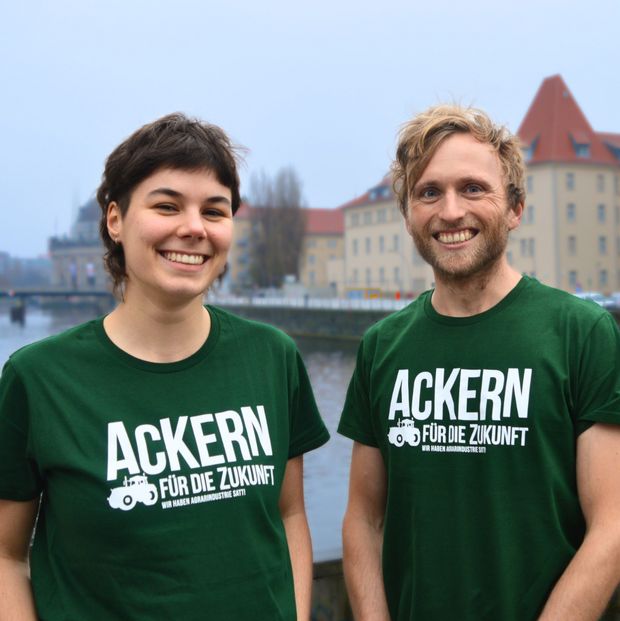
107,167,233,307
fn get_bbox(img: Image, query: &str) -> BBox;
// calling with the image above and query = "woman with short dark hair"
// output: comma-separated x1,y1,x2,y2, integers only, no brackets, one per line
0,113,329,620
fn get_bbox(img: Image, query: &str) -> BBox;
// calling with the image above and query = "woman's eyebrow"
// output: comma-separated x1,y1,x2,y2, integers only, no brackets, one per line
146,188,231,205
146,187,183,199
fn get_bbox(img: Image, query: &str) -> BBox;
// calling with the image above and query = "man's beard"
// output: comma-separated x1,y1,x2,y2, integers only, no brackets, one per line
411,217,510,284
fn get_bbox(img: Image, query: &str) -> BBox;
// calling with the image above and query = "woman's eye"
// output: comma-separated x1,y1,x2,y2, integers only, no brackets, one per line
156,203,177,212
202,208,222,218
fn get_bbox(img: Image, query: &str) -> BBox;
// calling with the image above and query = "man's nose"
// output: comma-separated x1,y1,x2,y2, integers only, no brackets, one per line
438,189,467,221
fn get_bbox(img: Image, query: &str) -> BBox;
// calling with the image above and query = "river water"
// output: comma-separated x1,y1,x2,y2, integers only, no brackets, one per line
0,308,357,562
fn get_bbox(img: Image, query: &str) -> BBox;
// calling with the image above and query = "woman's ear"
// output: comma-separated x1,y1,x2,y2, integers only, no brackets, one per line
107,201,122,243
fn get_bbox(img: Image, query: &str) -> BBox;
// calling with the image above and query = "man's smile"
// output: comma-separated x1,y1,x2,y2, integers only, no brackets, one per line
433,228,478,245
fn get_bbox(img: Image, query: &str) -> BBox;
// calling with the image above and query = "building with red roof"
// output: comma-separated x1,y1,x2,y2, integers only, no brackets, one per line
227,204,345,294
299,208,344,294
511,75,620,292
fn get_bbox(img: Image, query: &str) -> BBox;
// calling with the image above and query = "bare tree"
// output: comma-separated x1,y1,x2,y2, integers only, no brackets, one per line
248,167,306,288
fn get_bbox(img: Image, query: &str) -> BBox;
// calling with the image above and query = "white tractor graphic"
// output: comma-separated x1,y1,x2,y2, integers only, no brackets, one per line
108,474,158,511
388,419,421,448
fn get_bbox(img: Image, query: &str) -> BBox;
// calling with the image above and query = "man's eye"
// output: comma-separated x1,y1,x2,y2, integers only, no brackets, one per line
420,188,439,199
464,184,483,194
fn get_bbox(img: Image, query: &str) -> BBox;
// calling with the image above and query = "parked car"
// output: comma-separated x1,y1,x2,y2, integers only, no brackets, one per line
608,292,620,309
574,292,615,308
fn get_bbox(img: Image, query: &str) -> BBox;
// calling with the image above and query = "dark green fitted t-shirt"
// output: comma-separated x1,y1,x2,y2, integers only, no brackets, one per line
338,277,620,621
0,306,329,620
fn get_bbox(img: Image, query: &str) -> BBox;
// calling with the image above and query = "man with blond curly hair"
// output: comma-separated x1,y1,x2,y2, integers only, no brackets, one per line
338,105,620,620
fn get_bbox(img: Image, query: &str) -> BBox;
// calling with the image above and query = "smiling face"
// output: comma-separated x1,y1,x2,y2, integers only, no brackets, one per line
107,167,233,307
405,133,522,285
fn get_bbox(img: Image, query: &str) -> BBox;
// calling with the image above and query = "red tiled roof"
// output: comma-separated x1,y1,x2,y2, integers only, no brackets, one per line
234,203,343,234
598,132,620,151
234,203,252,219
517,75,618,166
305,208,344,235
339,174,394,209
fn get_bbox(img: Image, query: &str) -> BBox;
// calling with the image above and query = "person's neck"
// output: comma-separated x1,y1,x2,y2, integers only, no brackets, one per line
103,292,211,363
430,260,523,318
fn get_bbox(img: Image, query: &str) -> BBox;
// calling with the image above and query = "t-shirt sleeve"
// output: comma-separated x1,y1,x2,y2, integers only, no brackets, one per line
0,359,43,500
575,312,620,433
287,349,330,458
337,338,379,447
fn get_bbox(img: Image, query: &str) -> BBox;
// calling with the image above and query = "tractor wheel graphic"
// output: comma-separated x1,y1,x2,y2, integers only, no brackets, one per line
143,486,158,506
394,433,405,447
121,494,137,511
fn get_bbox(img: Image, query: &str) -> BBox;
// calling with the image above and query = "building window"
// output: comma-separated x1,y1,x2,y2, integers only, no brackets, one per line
527,205,535,224
351,213,359,226
566,173,575,190
309,271,315,285
365,237,371,253
568,236,577,256
528,238,535,257
598,204,606,223
507,250,513,265
377,208,387,223
600,269,608,288
597,174,605,192
308,254,316,265
574,144,590,158
520,239,527,257
599,236,607,255
393,234,399,252
379,267,385,283
617,237,620,256
394,266,400,287
364,211,372,225
569,271,578,289
365,268,371,286
527,176,533,193
379,236,385,253
327,239,337,249
353,239,358,256
352,269,358,284
567,203,576,222
306,239,316,248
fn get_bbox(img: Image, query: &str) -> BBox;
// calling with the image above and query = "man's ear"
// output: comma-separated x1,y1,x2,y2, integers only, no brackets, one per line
107,201,122,242
508,201,523,231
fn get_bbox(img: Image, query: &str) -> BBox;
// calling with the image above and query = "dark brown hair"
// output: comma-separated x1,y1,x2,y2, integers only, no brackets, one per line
96,113,242,294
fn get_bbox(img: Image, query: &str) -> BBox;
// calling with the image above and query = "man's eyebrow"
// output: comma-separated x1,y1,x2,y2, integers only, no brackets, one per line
146,187,231,204
412,178,440,192
413,175,491,191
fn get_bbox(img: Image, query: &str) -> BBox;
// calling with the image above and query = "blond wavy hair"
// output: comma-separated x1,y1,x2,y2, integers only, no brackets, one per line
391,105,525,215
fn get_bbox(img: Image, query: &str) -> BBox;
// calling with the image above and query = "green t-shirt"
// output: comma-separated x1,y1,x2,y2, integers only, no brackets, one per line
0,306,329,620
338,276,620,621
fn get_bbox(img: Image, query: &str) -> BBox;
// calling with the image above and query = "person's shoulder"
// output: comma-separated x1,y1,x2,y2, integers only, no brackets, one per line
357,293,429,359
363,292,428,340
208,304,296,350
9,319,99,370
521,277,610,323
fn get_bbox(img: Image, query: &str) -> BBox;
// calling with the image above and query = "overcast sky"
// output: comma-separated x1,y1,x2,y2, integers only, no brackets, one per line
1,0,618,258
